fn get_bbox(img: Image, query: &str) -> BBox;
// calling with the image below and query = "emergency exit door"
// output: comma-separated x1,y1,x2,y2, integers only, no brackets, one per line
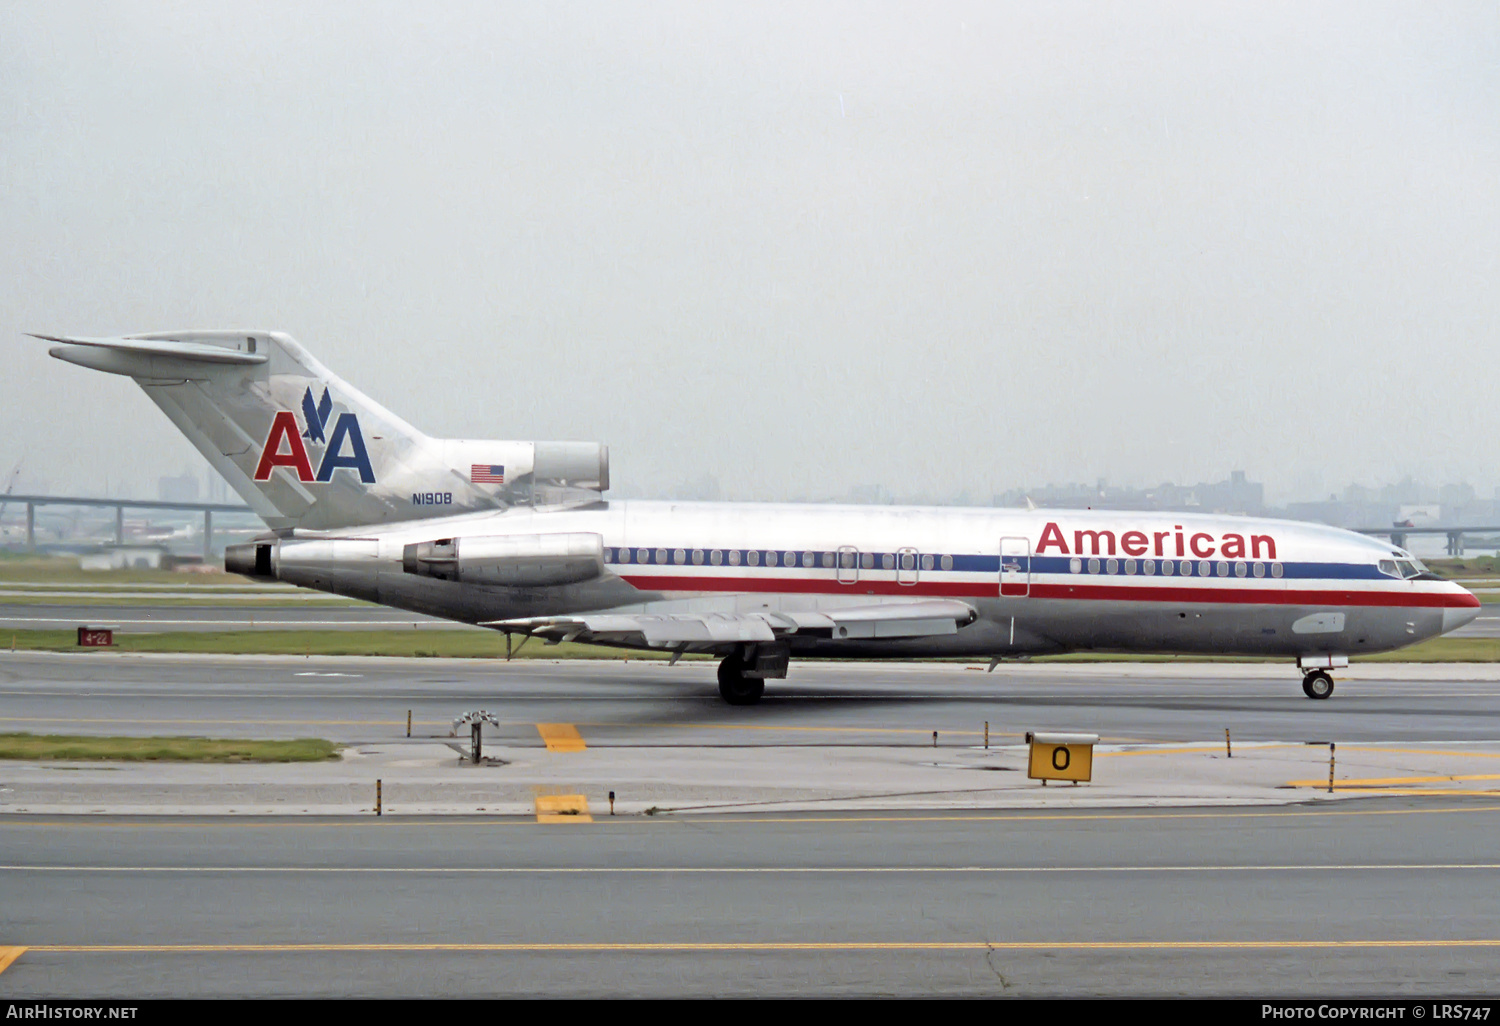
999,536,1030,597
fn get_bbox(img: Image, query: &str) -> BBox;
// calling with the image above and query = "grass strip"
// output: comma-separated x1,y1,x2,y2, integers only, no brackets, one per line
0,629,700,659
0,732,339,762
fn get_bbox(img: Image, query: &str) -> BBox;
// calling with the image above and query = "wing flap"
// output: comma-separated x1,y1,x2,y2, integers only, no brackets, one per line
484,599,975,649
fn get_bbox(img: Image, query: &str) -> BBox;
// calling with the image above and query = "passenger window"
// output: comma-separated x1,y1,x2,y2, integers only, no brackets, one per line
1253,562,1264,578
1216,562,1228,577
921,554,934,571
710,550,721,565
1198,560,1210,576
1143,559,1155,575
637,548,651,563
1124,559,1137,575
766,552,778,567
940,554,953,571
692,549,704,565
1161,559,1174,576
882,553,895,571
822,552,834,568
728,550,741,566
1234,561,1247,577
1069,557,1082,574
901,552,916,571
674,549,686,565
618,549,629,564
861,552,874,570
604,548,614,562
1106,559,1118,575
655,548,667,564
1088,558,1100,574
748,550,760,566
1272,562,1283,578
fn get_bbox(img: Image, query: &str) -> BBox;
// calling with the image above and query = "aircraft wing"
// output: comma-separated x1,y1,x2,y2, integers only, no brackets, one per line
484,599,977,649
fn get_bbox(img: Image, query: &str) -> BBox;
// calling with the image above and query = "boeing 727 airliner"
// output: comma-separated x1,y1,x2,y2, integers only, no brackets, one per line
34,330,1480,703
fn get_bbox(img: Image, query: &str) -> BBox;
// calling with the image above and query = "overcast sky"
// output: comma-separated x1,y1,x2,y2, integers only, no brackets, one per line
2,1,1496,504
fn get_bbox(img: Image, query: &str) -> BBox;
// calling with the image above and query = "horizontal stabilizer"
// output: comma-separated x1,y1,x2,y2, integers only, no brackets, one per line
31,333,267,365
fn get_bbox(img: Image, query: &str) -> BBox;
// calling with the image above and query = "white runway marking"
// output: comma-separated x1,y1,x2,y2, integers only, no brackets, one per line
5,862,1500,874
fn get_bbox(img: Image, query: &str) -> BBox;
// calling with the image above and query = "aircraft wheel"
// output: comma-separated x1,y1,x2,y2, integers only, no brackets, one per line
718,656,765,706
1302,671,1334,700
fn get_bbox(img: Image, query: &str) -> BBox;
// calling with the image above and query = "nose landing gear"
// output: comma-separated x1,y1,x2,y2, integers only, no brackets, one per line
1302,670,1334,700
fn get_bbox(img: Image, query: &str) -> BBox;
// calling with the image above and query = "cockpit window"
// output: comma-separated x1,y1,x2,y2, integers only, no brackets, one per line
1386,551,1429,579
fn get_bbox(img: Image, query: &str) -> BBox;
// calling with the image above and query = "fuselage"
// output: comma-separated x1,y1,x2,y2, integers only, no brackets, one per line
267,499,1481,660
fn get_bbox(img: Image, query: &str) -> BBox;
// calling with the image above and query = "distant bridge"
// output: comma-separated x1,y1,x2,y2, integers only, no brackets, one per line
0,494,255,558
1356,525,1500,557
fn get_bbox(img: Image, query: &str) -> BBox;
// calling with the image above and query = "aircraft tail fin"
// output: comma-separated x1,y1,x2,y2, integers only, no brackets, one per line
40,331,607,530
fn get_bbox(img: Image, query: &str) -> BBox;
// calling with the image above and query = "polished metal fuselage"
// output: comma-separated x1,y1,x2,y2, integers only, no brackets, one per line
267,500,1481,659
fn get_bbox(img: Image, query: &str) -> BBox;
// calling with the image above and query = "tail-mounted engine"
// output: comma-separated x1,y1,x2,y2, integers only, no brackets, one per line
402,532,604,588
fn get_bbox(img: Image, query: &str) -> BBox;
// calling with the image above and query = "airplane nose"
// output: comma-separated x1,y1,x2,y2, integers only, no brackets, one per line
1441,587,1482,634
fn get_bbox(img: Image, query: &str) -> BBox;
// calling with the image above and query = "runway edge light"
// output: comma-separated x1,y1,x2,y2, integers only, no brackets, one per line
1026,732,1100,785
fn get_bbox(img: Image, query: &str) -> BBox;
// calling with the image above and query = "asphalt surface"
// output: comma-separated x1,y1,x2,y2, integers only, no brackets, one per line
4,652,1500,745
2,802,1499,996
4,653,1500,996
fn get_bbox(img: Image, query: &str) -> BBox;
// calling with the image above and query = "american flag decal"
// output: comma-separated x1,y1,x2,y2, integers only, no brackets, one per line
471,464,505,484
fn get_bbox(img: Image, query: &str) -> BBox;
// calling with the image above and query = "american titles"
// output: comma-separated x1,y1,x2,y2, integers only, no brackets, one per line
1036,521,1277,560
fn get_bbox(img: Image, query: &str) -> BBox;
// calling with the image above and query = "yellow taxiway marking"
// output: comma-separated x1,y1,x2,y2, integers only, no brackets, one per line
19,939,1500,954
0,946,25,975
536,723,586,752
1284,774,1500,788
534,794,592,823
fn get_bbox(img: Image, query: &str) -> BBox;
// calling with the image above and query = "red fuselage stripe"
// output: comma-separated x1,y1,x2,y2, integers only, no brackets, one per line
617,574,1479,609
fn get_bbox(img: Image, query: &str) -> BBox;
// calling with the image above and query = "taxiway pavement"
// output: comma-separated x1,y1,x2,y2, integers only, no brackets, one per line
4,602,1499,638
2,802,1498,997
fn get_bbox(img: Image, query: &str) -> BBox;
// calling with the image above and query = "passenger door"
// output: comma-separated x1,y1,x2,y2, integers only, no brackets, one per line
837,546,859,585
897,547,919,586
999,536,1030,597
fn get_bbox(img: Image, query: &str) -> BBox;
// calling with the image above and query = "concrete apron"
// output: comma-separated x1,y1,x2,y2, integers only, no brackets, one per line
3,740,1499,816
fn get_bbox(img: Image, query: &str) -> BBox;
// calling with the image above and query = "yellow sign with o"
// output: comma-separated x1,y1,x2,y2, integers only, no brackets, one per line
1026,731,1099,784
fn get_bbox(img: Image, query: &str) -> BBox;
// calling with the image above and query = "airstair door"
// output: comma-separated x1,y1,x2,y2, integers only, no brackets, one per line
999,536,1031,597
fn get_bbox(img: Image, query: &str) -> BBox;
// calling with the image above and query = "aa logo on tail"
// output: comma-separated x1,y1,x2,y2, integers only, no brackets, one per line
254,387,376,483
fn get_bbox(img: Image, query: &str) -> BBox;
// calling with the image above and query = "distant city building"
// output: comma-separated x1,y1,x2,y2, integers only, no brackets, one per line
157,473,199,503
994,471,1264,515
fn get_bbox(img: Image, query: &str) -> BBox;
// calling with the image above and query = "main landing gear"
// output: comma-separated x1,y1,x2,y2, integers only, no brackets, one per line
718,654,765,706
1302,670,1334,700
